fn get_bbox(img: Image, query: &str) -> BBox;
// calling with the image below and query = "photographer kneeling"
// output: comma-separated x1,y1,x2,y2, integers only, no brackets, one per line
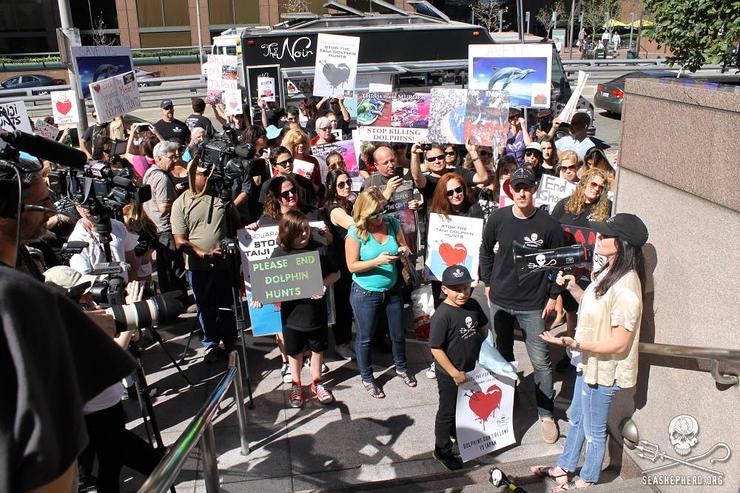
171,156,238,363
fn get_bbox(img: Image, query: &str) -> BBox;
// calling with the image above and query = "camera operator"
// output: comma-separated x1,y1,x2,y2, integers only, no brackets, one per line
142,141,188,295
171,157,238,362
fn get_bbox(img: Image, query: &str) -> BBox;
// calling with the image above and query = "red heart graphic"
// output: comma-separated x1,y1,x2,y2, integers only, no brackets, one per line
92,84,101,93
55,97,72,115
229,99,238,109
468,384,502,422
439,242,467,266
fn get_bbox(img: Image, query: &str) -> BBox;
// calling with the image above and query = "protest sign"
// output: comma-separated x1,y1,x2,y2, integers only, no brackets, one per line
356,92,430,143
464,90,510,147
428,88,467,144
257,76,276,102
51,90,79,126
456,367,516,462
249,251,324,304
206,55,239,92
368,82,393,93
387,179,418,255
557,71,590,123
535,174,577,212
71,45,133,99
312,140,359,176
425,213,484,281
313,33,360,98
246,292,282,336
89,71,140,124
562,224,597,249
238,226,282,335
468,44,552,109
223,89,243,115
34,119,59,141
293,158,316,180
0,101,33,150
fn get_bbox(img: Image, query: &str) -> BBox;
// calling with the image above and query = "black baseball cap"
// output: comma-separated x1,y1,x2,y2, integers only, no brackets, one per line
509,166,537,189
160,99,174,109
441,265,473,286
589,213,649,248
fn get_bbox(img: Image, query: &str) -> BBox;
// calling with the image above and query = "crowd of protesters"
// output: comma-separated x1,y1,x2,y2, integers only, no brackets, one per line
5,86,648,492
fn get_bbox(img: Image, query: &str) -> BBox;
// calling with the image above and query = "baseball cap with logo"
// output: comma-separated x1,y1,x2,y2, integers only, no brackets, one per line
441,264,473,287
589,213,649,248
160,99,174,109
509,166,537,189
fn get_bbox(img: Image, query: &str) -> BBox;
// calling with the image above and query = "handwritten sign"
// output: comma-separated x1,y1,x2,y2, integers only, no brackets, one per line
71,45,133,99
238,226,282,335
456,367,516,462
535,174,576,212
206,55,239,92
51,90,79,126
313,33,360,98
223,89,243,115
34,119,59,141
0,101,33,150
249,251,324,304
425,213,484,281
89,71,140,123
257,76,276,102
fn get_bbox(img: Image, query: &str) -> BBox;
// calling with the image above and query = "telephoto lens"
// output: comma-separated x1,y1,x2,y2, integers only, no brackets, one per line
107,291,185,333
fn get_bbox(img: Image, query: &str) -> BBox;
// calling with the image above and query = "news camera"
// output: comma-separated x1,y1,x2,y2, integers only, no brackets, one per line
512,241,590,280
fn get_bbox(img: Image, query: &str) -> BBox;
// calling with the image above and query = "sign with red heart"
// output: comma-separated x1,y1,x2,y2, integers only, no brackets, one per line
223,89,243,116
439,242,467,266
51,90,79,126
55,98,72,115
425,213,483,281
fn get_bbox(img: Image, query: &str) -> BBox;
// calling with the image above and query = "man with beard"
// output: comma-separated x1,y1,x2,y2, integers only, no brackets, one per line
154,99,191,144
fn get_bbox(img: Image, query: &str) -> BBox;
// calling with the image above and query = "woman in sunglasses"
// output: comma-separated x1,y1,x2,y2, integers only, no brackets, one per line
346,187,415,399
443,144,460,168
323,169,356,360
557,150,581,184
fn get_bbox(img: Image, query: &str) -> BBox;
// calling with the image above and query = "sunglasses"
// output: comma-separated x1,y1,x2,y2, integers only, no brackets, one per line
444,151,456,156
478,150,492,156
336,180,350,189
276,158,293,167
279,188,296,199
525,150,541,156
427,154,445,162
588,181,605,190
560,164,577,170
319,126,332,131
446,186,464,197
368,211,384,220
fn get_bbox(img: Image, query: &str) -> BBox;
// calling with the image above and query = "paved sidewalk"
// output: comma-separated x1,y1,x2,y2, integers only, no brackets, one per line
120,288,582,492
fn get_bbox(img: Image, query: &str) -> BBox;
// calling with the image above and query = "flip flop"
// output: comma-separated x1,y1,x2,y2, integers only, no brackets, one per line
530,465,570,485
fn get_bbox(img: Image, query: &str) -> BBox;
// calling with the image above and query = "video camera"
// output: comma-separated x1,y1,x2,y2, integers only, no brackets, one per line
512,241,590,280
197,124,267,195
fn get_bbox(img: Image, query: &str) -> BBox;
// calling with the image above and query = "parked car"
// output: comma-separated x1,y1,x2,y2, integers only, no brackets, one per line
594,70,676,116
134,68,162,87
1,74,66,92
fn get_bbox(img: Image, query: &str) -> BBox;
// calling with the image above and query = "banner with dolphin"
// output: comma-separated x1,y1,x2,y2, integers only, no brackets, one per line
71,46,134,100
467,44,552,109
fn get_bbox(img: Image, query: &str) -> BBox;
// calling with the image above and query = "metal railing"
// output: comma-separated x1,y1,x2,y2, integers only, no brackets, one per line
639,342,740,386
138,351,249,493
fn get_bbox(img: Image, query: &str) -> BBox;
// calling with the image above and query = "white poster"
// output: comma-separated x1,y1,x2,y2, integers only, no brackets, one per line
0,101,33,150
535,174,577,212
206,54,239,92
313,33,360,98
257,76,276,102
468,44,552,109
70,45,133,99
223,89,243,115
557,70,589,123
425,213,484,281
368,82,393,93
237,226,280,286
89,71,140,124
456,367,516,462
34,119,59,140
51,90,80,126
293,158,315,180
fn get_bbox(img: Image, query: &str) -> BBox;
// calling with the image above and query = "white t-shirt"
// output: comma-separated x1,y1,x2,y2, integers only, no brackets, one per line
556,135,595,160
68,218,136,283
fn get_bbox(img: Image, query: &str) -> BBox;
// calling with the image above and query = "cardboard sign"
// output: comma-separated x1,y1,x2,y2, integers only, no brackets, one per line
468,44,552,109
292,158,315,180
89,71,140,124
206,55,239,92
0,101,33,150
313,33,360,98
464,90,510,147
425,213,484,281
71,45,133,99
312,139,359,177
428,88,468,144
535,174,577,212
356,91,431,143
238,226,282,335
249,251,324,304
34,119,59,140
223,89,243,115
257,76,276,102
456,367,516,462
51,90,79,126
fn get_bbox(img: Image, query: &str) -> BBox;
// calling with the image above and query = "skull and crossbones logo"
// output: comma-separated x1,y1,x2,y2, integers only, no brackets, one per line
668,414,699,456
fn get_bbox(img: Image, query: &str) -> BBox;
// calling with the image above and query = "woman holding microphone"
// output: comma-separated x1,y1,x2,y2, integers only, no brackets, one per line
531,213,648,491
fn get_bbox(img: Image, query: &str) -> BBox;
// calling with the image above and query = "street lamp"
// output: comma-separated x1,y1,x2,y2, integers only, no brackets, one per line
629,12,635,50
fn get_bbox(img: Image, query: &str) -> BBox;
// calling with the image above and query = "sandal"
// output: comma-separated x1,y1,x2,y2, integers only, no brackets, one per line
363,381,386,399
530,465,570,486
550,480,593,492
396,371,418,388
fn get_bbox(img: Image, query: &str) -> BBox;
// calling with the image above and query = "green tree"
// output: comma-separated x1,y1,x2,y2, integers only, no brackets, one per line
470,0,509,33
581,0,621,35
643,0,739,71
536,1,567,37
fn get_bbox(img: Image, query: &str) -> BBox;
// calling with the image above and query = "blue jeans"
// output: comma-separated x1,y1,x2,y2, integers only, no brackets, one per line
349,282,408,383
557,373,620,483
189,269,237,349
489,302,554,417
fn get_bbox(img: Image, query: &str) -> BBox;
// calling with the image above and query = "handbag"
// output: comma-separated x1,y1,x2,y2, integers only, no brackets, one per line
410,283,435,340
396,254,421,290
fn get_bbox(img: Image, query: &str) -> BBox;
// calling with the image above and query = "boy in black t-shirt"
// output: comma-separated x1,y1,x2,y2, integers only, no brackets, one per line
429,265,488,470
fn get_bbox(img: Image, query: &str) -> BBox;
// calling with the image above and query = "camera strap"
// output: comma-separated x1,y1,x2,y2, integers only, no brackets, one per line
147,167,177,192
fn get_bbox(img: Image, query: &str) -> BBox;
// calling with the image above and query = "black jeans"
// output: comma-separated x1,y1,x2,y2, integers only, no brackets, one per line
155,231,187,296
434,369,458,456
332,269,353,346
84,402,164,493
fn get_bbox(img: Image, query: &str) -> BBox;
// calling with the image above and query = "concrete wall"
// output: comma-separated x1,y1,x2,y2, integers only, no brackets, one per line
607,78,740,492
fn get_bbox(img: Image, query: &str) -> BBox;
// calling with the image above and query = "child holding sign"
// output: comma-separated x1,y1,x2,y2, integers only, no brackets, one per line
271,210,340,408
429,265,488,470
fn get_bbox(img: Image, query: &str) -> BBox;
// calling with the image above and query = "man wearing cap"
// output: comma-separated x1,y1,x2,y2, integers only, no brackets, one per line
479,166,566,444
185,98,215,139
154,99,191,144
171,158,238,362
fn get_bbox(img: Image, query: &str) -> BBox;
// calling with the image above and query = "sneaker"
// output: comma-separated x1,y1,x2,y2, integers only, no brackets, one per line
433,449,463,470
288,383,303,408
541,417,559,444
426,362,437,379
311,381,335,404
280,362,292,383
204,346,219,363
335,342,355,360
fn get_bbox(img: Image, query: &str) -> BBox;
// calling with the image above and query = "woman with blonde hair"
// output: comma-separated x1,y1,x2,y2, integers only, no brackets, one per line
281,128,322,188
557,150,581,184
346,187,415,398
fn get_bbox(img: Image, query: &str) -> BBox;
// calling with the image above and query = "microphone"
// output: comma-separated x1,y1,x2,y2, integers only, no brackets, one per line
0,130,87,169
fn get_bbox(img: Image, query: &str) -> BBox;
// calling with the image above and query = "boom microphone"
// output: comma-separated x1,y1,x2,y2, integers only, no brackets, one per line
512,241,589,280
0,130,88,169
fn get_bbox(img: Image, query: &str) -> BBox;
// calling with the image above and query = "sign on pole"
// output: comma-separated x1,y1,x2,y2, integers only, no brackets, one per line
249,251,324,304
313,33,360,98
557,70,589,123
51,90,80,126
70,45,134,99
425,213,484,281
89,71,141,124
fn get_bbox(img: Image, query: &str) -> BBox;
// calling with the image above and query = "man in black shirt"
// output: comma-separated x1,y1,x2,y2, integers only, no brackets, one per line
479,166,565,444
185,97,215,139
154,99,191,144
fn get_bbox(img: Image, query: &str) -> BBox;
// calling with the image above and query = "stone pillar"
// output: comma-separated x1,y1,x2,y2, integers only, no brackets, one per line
116,0,140,48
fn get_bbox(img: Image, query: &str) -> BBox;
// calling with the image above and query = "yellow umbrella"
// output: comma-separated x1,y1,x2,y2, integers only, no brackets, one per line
605,19,629,27
630,19,655,28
